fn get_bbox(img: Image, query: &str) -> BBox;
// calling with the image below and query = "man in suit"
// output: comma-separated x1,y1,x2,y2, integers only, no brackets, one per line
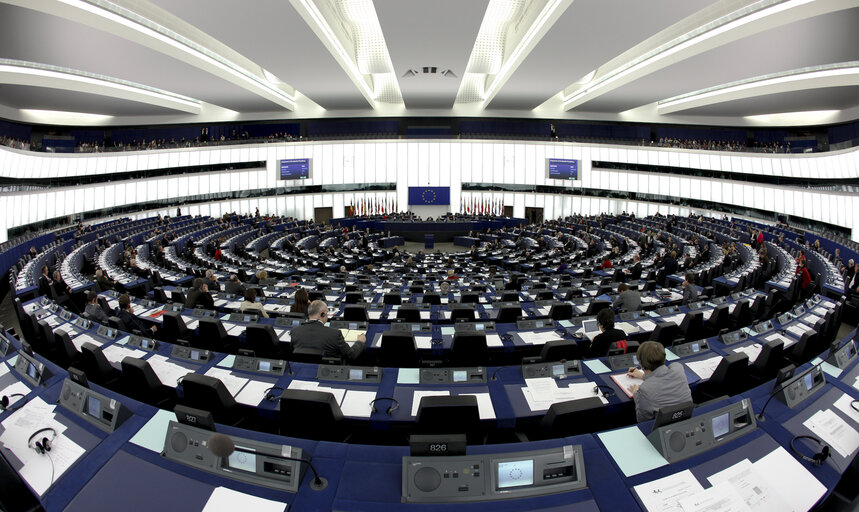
95,269,116,291
84,291,110,324
625,253,642,281
38,265,52,296
224,274,245,295
681,273,699,305
290,300,366,361
613,283,641,311
203,269,220,291
118,294,157,336
185,278,215,309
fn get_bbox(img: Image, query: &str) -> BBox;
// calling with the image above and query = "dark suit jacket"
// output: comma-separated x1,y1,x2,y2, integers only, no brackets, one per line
662,257,678,276
586,328,627,358
118,309,155,335
290,320,364,361
224,280,245,295
38,275,52,296
203,278,220,292
628,262,642,280
185,289,215,310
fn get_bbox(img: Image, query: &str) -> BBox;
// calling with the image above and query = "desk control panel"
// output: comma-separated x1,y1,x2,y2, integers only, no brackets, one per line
391,322,433,333
233,356,287,376
402,445,586,503
59,378,130,433
163,421,306,492
420,367,486,384
127,335,158,352
776,365,825,409
516,319,553,330
647,398,756,463
827,340,857,369
720,329,749,345
317,364,381,382
671,340,710,357
454,321,496,332
521,360,581,379
607,353,638,371
171,345,211,363
329,320,368,330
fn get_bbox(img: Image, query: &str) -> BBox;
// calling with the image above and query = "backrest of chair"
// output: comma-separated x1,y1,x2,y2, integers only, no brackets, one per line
80,342,113,379
496,306,522,323
246,324,278,358
540,340,582,362
450,308,475,322
451,332,487,365
344,292,363,304
343,305,369,322
501,291,520,302
549,303,573,320
422,293,441,305
121,356,162,392
706,304,730,329
460,292,480,304
181,373,237,417
54,329,79,363
649,322,679,344
279,389,343,438
383,293,402,305
170,290,186,304
163,311,187,333
709,353,749,394
416,395,480,435
752,339,784,374
379,332,418,367
586,300,611,316
198,317,228,351
396,307,421,322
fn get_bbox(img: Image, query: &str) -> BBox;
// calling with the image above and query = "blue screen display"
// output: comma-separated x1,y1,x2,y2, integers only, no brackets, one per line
547,159,579,180
279,158,311,180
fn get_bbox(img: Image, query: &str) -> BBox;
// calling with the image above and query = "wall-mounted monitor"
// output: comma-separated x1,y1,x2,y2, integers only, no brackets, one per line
278,158,311,180
546,159,579,180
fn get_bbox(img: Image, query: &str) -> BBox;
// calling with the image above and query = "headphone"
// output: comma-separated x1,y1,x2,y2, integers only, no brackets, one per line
593,384,616,398
264,386,285,402
851,399,859,413
0,393,26,411
790,435,831,467
28,427,57,455
369,397,399,415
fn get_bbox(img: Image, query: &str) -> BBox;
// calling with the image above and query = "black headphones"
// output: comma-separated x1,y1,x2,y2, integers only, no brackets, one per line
264,386,285,402
369,397,399,415
851,399,859,413
28,427,57,455
790,435,831,467
593,384,616,398
0,393,26,411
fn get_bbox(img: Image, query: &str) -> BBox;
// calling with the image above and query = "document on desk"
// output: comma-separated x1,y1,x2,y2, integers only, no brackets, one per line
556,382,609,404
339,329,362,342
340,390,377,418
684,356,724,380
368,310,383,320
610,373,643,399
677,482,752,512
185,319,199,330
315,385,347,405
0,381,30,403
802,408,859,458
616,322,641,334
288,380,319,391
234,380,274,406
663,314,686,326
0,363,9,379
414,335,432,350
71,333,103,351
202,486,286,512
224,323,246,336
597,426,668,477
144,355,192,388
801,313,822,326
706,459,787,512
535,306,551,316
637,320,658,332
18,432,86,496
419,310,431,320
101,345,147,366
460,393,496,420
753,446,826,512
278,329,291,342
203,368,249,397
486,334,503,347
731,344,762,364
517,330,561,345
762,332,796,349
633,469,704,512
411,390,450,416
786,323,811,338
833,393,859,424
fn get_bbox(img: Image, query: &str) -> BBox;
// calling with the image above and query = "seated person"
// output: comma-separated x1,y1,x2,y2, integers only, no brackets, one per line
585,308,627,357
224,274,245,295
184,278,215,310
291,288,310,317
117,293,157,336
203,269,220,291
627,341,692,422
681,272,699,305
95,269,115,291
84,291,110,323
439,281,451,295
38,265,52,296
613,283,641,311
290,300,366,361
239,288,269,318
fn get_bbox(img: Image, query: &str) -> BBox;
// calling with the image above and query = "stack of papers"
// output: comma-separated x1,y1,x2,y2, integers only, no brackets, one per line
610,373,643,399
0,397,86,496
786,323,811,338
802,409,859,458
146,355,193,387
101,345,147,366
684,356,724,380
204,367,250,397
517,330,562,345
732,344,763,364
521,378,608,412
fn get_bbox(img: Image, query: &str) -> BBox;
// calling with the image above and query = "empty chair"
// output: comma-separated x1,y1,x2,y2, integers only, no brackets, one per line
343,292,364,304
422,293,441,305
540,340,582,362
245,324,283,359
53,329,81,369
786,330,818,366
693,353,749,403
450,307,475,323
729,300,752,329
645,280,657,292
649,322,681,346
704,304,731,336
308,290,326,302
153,288,169,303
35,320,58,356
98,297,114,317
496,305,522,323
597,285,613,296
107,316,125,332
501,291,520,302
549,303,573,320
535,396,606,440
460,292,480,304
450,332,488,366
383,293,402,305
748,339,784,384
279,389,347,441
585,300,612,316
180,373,245,427
120,357,177,409
170,290,187,305
701,286,714,299
613,269,625,283
197,317,233,352
396,307,421,323
161,311,191,343
749,295,766,321
343,305,369,323
416,395,482,443
409,285,424,294
678,311,705,343
79,342,121,387
379,331,419,367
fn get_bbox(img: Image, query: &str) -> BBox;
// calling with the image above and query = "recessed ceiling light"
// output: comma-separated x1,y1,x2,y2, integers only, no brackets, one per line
20,109,114,124
744,110,840,125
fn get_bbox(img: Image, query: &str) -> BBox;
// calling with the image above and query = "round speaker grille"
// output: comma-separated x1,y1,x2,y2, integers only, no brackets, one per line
669,431,686,453
62,384,71,401
414,467,442,493
171,432,188,453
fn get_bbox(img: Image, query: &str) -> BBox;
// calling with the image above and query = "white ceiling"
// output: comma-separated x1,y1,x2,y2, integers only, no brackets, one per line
0,0,857,127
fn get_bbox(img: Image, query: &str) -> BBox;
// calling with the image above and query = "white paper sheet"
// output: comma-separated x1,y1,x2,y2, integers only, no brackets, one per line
460,393,496,420
18,433,86,496
752,446,826,512
146,355,193,388
517,331,560,345
633,469,704,512
0,381,30,403
802,408,859,458
610,373,644,399
101,345,147,366
411,390,450,416
71,333,103,351
287,380,319,391
340,390,377,418
677,482,752,512
684,356,724,380
706,459,788,512
731,344,762,364
202,486,286,512
637,320,658,332
234,380,274,406
203,368,249,397
224,323,246,336
786,323,811,338
414,335,432,350
486,334,503,347
762,332,797,349
833,393,859,424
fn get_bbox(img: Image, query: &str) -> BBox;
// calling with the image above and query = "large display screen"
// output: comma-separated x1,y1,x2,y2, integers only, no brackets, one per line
547,158,579,180
279,158,311,180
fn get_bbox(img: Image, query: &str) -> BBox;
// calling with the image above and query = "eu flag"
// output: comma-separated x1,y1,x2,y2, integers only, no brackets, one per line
408,187,450,205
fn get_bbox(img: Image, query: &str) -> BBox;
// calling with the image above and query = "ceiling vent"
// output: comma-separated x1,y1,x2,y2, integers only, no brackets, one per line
402,68,457,78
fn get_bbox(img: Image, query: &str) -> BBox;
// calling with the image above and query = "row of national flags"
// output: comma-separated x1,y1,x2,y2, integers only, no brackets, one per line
348,197,397,216
460,196,503,216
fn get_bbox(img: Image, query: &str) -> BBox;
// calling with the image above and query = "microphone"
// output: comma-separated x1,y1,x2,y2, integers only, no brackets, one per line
207,433,327,490
756,361,824,422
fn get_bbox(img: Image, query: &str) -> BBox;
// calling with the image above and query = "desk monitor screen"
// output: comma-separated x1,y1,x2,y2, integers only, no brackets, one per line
190,350,201,361
140,338,153,350
26,361,39,381
474,323,485,331
804,372,814,391
711,412,730,439
349,322,358,330
535,320,546,328
453,371,467,383
86,395,101,419
411,324,420,332
497,460,534,489
552,364,565,377
228,449,257,473
691,343,700,352
258,361,271,372
349,368,363,380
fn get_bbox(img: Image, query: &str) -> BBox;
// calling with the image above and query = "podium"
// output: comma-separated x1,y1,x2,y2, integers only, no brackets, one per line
424,234,434,249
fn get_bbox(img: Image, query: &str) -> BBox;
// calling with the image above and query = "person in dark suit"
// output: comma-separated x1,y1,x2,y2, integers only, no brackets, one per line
203,270,220,291
681,273,699,305
224,274,245,295
586,308,627,357
613,283,641,311
185,278,215,309
38,265,52,296
84,291,110,323
625,253,642,281
118,293,157,336
290,300,365,361
95,269,116,291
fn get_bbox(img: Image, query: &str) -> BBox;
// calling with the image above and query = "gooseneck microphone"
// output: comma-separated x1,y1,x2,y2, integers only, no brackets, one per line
207,433,327,490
